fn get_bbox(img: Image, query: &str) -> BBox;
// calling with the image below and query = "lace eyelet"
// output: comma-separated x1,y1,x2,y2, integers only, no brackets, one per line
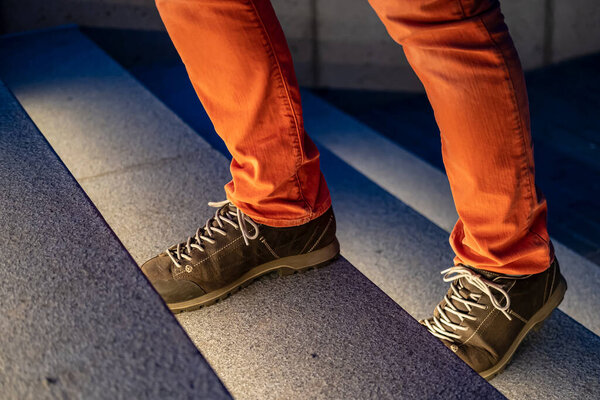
185,265,193,273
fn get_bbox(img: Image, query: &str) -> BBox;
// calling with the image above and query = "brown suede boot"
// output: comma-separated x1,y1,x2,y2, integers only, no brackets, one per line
421,259,567,380
142,200,339,313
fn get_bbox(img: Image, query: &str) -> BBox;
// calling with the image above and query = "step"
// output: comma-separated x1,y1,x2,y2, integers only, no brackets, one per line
0,80,230,398
112,55,600,398
0,27,501,399
301,90,600,338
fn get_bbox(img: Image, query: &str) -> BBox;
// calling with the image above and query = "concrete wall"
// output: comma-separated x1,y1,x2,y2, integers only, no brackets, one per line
0,0,164,31
2,0,599,91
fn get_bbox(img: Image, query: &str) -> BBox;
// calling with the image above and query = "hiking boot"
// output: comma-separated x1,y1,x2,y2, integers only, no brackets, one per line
421,258,567,380
141,200,339,313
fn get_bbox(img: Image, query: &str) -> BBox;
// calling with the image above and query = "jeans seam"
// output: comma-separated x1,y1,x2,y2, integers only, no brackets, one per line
477,14,551,252
528,227,549,244
476,13,536,212
247,0,312,214
454,1,547,256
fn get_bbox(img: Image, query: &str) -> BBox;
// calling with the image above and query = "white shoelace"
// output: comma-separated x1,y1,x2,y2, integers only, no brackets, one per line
423,266,512,343
166,200,259,269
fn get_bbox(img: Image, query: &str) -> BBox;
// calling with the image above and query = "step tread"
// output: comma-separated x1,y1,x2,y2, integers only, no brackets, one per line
0,27,500,399
0,80,230,399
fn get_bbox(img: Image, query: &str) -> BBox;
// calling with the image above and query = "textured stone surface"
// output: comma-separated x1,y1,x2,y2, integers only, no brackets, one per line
1,0,164,32
271,0,315,85
316,0,423,91
492,311,600,399
0,81,230,399
80,155,231,265
0,27,501,399
500,0,546,68
552,0,600,62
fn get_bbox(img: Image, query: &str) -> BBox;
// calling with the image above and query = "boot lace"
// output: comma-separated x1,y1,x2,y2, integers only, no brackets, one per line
166,200,259,269
422,266,512,343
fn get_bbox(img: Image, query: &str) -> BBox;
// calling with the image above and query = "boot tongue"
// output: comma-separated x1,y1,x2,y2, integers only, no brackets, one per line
460,265,513,308
458,265,505,302
462,264,499,280
457,284,475,300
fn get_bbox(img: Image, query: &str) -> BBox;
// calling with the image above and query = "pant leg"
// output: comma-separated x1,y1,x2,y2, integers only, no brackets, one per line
155,0,331,227
368,0,552,274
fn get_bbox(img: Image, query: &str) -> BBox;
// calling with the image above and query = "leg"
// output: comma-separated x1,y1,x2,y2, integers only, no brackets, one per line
368,0,551,275
155,0,331,227
142,0,339,312
367,0,566,378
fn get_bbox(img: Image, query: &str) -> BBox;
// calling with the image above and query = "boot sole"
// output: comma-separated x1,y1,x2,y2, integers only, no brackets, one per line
168,238,340,313
479,274,567,380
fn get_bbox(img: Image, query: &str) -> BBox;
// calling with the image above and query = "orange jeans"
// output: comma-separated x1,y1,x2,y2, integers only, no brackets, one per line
156,0,553,275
